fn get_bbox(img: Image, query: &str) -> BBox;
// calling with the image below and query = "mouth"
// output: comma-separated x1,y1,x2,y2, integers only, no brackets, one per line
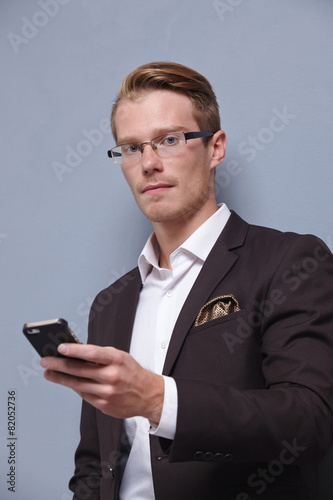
142,183,173,195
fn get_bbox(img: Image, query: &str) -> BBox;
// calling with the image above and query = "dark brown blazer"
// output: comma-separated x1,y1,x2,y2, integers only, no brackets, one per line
69,211,333,500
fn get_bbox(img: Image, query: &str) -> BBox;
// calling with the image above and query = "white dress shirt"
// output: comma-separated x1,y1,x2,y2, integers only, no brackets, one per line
119,204,231,500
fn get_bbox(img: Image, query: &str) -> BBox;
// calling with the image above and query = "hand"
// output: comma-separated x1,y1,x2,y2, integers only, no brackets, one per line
40,344,164,425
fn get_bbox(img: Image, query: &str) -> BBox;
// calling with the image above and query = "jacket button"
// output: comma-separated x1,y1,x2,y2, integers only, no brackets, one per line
223,453,234,462
193,451,204,461
213,453,224,462
203,452,214,461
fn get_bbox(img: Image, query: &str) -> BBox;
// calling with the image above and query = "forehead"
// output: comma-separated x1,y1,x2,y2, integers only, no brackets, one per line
114,89,199,141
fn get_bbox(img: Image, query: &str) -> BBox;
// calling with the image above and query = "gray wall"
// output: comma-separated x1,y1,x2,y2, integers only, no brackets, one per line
1,0,332,498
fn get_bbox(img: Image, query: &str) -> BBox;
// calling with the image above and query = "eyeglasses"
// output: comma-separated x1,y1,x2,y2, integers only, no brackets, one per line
107,131,214,165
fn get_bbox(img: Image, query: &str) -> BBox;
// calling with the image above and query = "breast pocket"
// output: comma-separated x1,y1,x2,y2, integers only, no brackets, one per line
188,309,247,336
172,309,264,389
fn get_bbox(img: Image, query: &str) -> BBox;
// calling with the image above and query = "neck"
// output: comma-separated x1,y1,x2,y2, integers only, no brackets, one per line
152,202,219,270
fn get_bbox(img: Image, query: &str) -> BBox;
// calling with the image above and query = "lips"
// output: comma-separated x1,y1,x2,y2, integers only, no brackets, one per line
142,183,173,195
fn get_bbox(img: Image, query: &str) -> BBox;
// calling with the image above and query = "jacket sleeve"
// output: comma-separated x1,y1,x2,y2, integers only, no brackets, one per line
68,303,103,499
169,234,333,464
69,400,102,499
68,268,140,499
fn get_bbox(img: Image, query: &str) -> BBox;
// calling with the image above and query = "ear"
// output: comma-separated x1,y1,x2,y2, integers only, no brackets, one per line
209,130,227,171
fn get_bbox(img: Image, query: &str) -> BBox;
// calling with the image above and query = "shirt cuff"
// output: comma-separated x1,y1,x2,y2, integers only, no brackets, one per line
149,376,177,440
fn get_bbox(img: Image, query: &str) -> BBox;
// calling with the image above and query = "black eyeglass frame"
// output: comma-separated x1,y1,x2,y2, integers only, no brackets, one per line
107,131,215,162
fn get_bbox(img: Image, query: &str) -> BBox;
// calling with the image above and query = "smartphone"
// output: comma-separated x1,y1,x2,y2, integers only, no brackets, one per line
22,318,81,358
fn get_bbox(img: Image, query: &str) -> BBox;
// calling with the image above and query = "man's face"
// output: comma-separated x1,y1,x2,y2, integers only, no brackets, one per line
114,89,223,225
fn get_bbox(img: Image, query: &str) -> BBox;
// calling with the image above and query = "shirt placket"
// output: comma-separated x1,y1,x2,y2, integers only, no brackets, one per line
153,272,176,373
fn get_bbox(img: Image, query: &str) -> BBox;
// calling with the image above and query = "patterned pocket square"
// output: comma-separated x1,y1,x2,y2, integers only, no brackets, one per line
194,294,241,327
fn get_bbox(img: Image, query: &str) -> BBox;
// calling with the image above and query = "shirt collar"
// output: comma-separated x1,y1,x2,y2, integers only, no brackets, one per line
138,203,231,283
138,233,160,282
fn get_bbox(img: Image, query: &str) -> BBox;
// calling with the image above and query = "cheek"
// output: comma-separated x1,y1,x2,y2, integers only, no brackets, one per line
184,163,211,188
121,169,135,190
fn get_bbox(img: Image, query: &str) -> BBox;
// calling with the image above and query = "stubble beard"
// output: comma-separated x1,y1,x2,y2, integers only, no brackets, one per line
137,181,212,224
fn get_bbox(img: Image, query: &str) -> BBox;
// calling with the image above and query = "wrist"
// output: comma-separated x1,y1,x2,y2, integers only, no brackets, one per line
143,373,164,426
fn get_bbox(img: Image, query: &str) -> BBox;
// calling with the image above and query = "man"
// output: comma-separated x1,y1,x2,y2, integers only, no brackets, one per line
41,62,333,500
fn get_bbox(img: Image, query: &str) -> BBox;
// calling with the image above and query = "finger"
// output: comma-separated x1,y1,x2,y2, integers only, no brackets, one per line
40,356,101,382
43,368,117,410
43,368,99,395
57,343,120,365
41,352,125,389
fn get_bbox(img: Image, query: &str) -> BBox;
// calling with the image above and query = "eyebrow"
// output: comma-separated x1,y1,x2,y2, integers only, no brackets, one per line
117,126,187,145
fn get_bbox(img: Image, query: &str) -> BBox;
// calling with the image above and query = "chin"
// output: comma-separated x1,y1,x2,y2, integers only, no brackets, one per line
144,211,175,223
143,205,197,224
138,191,210,224
141,204,180,223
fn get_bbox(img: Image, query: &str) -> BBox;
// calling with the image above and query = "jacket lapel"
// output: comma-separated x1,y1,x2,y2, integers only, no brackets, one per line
103,268,142,463
112,267,142,353
162,211,248,375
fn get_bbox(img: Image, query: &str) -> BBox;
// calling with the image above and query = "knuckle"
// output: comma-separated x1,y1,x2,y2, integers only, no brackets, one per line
87,346,99,362
101,384,115,399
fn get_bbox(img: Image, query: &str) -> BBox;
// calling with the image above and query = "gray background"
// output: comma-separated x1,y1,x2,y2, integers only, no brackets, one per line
1,0,332,498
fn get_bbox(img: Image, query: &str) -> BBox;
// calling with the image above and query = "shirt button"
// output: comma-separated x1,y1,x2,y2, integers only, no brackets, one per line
161,341,167,349
166,290,172,297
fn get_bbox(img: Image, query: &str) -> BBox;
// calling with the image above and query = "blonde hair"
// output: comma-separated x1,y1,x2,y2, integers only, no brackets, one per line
111,62,220,144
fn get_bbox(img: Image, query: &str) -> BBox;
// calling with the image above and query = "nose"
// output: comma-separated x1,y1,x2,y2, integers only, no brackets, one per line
140,143,163,174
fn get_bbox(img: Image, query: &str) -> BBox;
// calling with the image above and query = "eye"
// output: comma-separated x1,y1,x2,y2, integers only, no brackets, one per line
162,134,180,146
122,144,139,155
